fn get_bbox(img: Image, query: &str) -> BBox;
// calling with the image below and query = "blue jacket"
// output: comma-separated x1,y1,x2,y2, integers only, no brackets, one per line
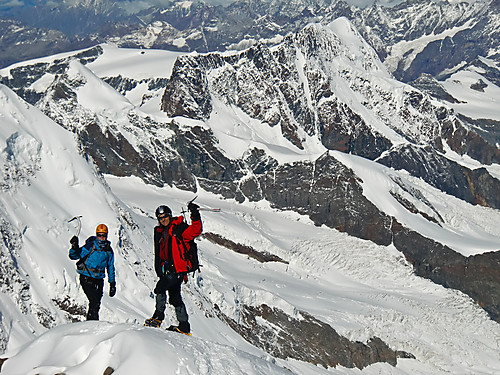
69,236,115,283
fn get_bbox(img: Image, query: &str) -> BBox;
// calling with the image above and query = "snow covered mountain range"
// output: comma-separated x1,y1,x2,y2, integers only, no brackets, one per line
0,2,499,374
1,0,498,85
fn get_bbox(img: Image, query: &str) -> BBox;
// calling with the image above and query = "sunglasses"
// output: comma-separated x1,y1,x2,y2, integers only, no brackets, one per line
96,233,107,238
158,214,170,220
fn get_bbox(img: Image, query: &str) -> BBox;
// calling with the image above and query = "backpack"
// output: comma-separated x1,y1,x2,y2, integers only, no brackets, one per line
183,239,200,274
169,222,201,274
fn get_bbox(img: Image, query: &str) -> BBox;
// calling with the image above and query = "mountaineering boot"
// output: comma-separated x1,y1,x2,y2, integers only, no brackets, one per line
144,311,164,328
144,318,162,328
178,320,190,334
166,323,191,336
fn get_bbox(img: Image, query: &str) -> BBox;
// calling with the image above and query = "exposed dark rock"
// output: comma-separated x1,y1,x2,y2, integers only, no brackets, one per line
392,219,500,322
203,232,288,264
103,75,138,95
51,79,77,101
378,144,500,209
469,56,500,88
318,99,393,160
258,152,393,245
0,358,6,372
216,303,413,369
463,167,500,208
172,126,244,183
52,297,86,322
441,117,500,165
238,175,263,202
389,191,441,225
78,120,196,191
458,114,500,148
161,57,212,120
408,74,462,103
470,79,488,92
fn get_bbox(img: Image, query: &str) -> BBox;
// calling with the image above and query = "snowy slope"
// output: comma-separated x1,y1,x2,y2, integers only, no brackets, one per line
0,83,153,345
1,40,500,375
440,59,500,123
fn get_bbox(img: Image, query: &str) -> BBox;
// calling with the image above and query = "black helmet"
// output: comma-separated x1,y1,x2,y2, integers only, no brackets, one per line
155,205,172,219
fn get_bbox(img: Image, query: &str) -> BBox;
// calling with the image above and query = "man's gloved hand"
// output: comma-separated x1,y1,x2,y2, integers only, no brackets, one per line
70,236,79,250
109,282,116,297
188,202,200,221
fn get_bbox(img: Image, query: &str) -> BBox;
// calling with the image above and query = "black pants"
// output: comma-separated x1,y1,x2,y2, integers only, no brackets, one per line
153,273,189,330
80,274,104,320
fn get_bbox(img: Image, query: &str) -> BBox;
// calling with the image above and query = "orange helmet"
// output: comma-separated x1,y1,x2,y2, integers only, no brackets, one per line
96,224,108,235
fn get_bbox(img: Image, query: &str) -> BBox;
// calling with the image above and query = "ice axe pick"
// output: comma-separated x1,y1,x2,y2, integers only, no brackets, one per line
68,215,82,236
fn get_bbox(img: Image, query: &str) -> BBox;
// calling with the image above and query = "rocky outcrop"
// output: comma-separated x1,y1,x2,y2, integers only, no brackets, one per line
203,232,288,264
258,152,393,245
172,125,244,194
160,57,212,120
52,297,87,322
378,144,500,209
392,220,500,322
0,45,104,105
441,116,500,166
78,120,196,190
161,33,395,155
216,303,414,369
319,99,393,160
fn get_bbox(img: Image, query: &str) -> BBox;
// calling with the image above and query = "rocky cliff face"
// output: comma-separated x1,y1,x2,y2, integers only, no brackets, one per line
217,303,414,369
160,22,500,208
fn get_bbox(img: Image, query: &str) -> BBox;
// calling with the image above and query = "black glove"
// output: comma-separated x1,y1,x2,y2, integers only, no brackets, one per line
70,236,79,250
188,202,200,221
109,282,116,297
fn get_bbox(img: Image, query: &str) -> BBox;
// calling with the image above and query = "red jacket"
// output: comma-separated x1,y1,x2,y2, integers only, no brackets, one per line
154,216,202,275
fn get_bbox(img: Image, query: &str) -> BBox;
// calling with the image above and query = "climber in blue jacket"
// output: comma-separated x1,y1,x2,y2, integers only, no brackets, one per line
69,223,116,320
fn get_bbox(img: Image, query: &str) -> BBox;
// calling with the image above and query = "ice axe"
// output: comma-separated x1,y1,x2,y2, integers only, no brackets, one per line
187,196,224,212
181,196,198,219
68,215,82,236
188,196,222,212
182,196,221,216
